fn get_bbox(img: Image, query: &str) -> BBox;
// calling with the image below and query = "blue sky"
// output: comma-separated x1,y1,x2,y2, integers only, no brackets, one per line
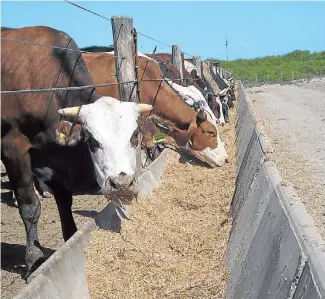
1,1,325,60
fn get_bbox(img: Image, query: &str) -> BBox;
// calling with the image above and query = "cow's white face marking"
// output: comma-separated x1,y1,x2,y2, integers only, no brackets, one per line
79,97,141,191
191,135,229,167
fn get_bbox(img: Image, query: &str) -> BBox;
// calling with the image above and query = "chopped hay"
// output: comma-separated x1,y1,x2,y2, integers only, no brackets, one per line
85,108,237,299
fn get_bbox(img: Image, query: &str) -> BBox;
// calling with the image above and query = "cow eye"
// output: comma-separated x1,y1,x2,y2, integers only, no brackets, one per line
130,128,140,148
84,130,101,153
203,130,216,137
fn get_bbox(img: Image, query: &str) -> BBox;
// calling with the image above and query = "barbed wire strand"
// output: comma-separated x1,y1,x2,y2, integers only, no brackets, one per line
1,78,203,95
63,0,195,57
0,37,117,57
64,0,111,21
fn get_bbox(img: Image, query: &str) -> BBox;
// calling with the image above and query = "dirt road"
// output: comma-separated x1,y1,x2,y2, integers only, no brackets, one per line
246,78,325,239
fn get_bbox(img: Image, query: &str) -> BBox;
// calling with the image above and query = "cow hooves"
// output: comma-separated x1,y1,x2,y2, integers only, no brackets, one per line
24,256,46,281
24,241,46,281
42,191,52,198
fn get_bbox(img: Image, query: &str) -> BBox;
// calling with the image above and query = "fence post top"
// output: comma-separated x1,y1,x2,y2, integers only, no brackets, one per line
111,16,133,20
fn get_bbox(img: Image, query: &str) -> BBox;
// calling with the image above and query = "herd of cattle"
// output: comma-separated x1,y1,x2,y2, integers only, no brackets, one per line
1,26,236,278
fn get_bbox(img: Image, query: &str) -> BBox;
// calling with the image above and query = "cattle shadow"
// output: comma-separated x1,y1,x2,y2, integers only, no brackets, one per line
178,152,211,168
73,209,98,218
1,242,55,278
73,203,124,233
1,181,12,189
0,191,17,208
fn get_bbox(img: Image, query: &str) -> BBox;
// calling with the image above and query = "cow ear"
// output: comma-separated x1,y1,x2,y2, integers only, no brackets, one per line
197,109,207,121
190,69,198,79
55,121,83,146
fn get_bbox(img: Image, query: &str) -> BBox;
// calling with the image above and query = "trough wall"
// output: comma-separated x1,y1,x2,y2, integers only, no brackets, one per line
13,149,169,299
225,81,325,299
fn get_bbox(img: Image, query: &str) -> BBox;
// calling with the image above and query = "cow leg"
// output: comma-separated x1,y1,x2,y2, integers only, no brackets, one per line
52,185,77,241
33,177,52,198
222,103,230,123
1,130,45,278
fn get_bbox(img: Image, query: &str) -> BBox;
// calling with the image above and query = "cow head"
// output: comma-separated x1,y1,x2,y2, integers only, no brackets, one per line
207,93,220,121
186,110,229,167
206,94,226,126
56,96,153,199
138,110,229,168
219,96,230,123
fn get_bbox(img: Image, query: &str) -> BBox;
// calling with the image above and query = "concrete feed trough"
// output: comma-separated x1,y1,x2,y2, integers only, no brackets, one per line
225,82,325,299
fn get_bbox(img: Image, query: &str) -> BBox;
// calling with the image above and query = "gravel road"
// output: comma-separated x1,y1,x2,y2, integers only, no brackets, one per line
246,77,325,239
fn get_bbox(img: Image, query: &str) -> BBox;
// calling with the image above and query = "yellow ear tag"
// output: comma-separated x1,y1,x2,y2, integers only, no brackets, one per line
153,129,166,144
59,133,66,141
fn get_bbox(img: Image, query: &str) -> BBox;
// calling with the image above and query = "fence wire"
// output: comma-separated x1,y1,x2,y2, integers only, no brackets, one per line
63,0,195,58
2,2,204,95
1,78,203,95
1,37,118,57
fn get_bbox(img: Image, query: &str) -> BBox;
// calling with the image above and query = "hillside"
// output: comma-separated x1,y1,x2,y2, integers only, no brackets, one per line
208,50,325,84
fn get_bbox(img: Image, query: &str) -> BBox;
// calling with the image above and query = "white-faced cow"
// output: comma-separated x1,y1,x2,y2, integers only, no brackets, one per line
1,26,153,277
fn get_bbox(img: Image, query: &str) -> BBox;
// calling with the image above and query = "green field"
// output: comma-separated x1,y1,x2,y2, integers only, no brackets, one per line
208,50,325,84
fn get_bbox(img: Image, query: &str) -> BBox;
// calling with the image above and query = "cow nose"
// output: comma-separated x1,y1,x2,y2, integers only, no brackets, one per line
107,173,134,190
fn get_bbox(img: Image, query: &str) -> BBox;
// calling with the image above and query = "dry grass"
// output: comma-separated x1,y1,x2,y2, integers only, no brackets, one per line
85,108,237,299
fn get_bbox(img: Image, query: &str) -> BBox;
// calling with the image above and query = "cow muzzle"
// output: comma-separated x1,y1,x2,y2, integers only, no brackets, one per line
103,173,136,205
107,172,134,189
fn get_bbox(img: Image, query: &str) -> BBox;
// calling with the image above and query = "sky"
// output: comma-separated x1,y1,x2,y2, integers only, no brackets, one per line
1,1,325,61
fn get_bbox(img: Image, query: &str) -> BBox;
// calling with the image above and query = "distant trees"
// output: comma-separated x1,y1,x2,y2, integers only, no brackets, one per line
207,50,325,84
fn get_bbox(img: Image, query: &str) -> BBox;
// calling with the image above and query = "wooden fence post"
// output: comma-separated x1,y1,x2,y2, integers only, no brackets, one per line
192,55,202,78
111,16,137,102
172,45,183,82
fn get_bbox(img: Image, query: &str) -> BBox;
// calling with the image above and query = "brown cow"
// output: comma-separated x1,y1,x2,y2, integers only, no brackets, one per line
81,51,229,167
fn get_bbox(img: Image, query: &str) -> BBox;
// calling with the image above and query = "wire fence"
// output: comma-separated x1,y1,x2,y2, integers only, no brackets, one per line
1,1,202,95
237,69,325,87
63,0,195,57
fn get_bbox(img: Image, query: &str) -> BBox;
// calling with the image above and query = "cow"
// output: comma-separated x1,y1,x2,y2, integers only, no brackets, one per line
1,26,154,277
80,48,229,168
148,53,226,125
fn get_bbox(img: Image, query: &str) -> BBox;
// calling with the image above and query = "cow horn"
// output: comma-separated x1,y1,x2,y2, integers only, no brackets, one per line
136,103,153,114
57,106,81,117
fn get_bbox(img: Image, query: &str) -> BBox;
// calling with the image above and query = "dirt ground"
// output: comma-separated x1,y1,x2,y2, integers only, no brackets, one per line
84,111,236,299
0,165,108,298
246,77,325,239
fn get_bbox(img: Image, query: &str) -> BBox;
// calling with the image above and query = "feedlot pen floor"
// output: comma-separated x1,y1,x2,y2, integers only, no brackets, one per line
0,170,108,298
85,114,236,298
